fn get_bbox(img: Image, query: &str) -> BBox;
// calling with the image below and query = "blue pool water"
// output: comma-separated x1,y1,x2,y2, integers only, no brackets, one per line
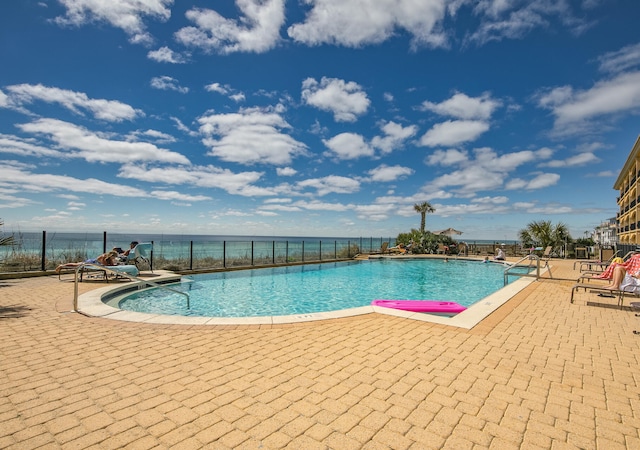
116,259,522,317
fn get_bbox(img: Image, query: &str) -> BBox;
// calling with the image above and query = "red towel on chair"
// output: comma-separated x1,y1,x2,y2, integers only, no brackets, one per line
596,254,640,279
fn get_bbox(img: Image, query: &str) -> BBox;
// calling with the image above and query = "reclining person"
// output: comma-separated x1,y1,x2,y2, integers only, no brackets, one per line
593,254,640,280
55,251,118,273
601,264,640,292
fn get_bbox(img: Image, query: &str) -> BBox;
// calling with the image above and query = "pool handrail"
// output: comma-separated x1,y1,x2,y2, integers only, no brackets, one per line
503,254,546,285
72,263,189,311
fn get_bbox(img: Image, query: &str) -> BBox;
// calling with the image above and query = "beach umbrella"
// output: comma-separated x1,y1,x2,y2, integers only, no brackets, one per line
435,227,463,236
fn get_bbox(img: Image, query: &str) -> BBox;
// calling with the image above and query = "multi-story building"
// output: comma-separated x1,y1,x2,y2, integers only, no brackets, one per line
614,135,640,244
593,217,617,246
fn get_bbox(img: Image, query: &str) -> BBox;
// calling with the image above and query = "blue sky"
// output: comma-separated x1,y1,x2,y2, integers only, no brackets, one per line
1,0,639,241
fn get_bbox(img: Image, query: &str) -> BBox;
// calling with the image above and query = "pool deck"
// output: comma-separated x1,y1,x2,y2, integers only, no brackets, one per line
1,257,640,449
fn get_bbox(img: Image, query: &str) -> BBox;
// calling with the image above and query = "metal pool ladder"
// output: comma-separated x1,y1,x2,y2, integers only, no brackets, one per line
72,263,190,311
503,254,548,285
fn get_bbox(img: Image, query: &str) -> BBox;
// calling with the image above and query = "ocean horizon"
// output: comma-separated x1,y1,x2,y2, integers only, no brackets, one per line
0,230,522,272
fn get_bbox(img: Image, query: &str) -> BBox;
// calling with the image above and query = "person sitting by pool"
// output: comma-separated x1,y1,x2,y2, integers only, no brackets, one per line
594,253,640,280
495,248,506,261
389,243,406,254
601,263,640,292
122,241,138,257
55,251,119,273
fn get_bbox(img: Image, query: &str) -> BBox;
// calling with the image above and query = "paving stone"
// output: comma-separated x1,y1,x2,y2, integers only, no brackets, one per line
2,260,640,449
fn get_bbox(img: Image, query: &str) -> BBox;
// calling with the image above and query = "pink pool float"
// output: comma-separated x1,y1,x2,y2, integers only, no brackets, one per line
371,299,467,315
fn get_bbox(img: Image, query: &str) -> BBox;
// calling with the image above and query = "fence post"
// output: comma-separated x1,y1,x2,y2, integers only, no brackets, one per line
223,241,226,268
251,241,254,266
189,241,193,270
41,230,46,271
103,231,107,254
319,241,322,261
272,241,275,264
302,241,305,262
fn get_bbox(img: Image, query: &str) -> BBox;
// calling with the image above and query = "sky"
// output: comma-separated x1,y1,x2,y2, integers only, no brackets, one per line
1,0,639,241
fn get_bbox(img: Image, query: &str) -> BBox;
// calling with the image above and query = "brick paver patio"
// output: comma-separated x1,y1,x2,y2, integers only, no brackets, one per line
1,258,639,449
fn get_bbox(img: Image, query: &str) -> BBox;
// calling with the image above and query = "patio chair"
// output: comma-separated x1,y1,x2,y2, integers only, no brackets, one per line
570,282,640,308
541,246,553,267
126,242,153,272
57,263,139,282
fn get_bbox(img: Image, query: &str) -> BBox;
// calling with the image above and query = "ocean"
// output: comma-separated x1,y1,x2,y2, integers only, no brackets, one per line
0,231,516,272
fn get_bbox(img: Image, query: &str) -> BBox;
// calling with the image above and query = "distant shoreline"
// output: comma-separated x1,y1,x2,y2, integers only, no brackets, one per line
8,231,519,245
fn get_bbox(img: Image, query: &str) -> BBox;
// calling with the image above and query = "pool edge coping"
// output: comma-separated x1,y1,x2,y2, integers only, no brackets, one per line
76,265,539,329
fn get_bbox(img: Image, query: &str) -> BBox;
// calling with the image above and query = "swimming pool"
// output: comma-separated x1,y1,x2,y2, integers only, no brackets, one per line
113,259,523,318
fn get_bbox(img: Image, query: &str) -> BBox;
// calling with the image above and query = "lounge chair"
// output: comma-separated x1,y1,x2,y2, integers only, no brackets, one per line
578,251,635,274
570,282,639,307
388,244,407,254
573,250,620,270
57,263,139,281
541,246,553,267
126,242,153,271
380,242,389,254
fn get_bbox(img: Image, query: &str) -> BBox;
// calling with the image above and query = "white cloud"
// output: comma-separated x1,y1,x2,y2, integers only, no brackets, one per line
467,0,589,46
301,77,370,122
293,200,350,211
370,121,418,154
118,164,267,197
3,84,142,122
287,0,449,49
421,92,502,120
0,89,8,107
54,0,173,45
353,202,399,221
367,164,414,182
423,147,555,196
471,196,508,204
0,134,66,158
198,107,308,165
148,190,210,202
536,71,640,136
525,173,561,189
597,42,640,74
426,148,469,166
17,118,189,165
205,83,228,94
150,76,189,93
323,133,374,160
126,129,177,145
297,175,360,196
541,152,599,168
147,46,188,63
205,82,245,102
420,120,490,147
507,173,560,190
276,167,297,176
175,0,285,54
0,162,148,198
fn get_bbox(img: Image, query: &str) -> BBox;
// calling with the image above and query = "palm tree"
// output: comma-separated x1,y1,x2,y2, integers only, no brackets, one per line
414,201,435,234
518,220,570,252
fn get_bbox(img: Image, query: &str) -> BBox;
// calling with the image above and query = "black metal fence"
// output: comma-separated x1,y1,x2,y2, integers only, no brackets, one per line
0,231,395,273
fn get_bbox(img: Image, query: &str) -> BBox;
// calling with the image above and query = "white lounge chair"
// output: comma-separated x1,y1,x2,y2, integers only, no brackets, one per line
126,242,153,271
